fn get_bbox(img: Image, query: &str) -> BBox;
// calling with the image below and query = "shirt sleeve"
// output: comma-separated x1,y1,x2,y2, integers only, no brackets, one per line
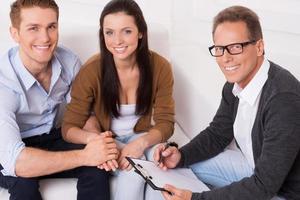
150,57,175,142
0,86,25,177
62,62,98,134
65,56,82,104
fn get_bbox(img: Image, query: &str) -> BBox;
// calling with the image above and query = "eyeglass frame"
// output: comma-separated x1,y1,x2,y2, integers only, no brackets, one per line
208,40,257,57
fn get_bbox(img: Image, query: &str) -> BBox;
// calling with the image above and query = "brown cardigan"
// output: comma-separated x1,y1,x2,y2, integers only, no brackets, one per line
62,51,175,142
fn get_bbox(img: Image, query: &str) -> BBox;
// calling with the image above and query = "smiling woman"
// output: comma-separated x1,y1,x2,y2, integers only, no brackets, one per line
61,0,175,200
103,12,142,64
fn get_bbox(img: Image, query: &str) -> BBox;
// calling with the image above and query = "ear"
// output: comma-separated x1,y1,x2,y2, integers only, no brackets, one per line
10,26,20,43
256,39,264,56
138,32,143,39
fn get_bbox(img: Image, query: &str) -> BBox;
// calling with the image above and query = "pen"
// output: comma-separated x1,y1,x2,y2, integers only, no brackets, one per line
158,142,178,164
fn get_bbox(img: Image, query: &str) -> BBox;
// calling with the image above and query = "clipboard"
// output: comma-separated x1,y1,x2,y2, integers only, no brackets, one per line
126,157,210,194
126,156,171,194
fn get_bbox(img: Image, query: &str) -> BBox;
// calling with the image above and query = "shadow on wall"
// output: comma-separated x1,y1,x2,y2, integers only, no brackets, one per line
172,61,217,138
59,23,99,63
148,23,170,60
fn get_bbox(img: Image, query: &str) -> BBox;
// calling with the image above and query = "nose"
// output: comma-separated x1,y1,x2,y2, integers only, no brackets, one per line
40,28,50,42
113,33,123,45
221,48,233,63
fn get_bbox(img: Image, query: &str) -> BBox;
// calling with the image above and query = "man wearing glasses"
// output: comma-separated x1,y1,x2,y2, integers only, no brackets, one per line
154,5,300,200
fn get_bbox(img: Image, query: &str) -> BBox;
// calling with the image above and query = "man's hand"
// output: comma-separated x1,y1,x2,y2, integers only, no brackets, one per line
162,184,192,200
153,143,181,170
82,131,118,166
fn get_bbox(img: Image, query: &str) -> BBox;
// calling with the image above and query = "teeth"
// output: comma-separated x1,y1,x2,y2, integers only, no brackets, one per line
225,66,238,71
114,47,126,53
34,45,50,49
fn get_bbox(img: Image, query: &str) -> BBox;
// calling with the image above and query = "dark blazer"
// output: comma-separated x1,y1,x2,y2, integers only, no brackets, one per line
178,61,300,200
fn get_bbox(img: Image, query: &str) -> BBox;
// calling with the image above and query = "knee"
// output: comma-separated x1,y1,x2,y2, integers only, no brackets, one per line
77,167,110,199
78,167,109,184
9,177,41,200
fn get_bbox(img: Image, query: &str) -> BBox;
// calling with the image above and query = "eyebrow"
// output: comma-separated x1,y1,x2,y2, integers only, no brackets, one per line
104,26,133,31
25,22,58,27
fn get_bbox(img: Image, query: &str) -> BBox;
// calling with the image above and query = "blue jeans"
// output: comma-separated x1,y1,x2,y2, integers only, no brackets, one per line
190,149,285,200
190,149,253,188
113,133,148,200
0,128,110,200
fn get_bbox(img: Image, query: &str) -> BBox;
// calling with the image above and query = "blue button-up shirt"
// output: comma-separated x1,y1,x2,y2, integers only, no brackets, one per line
0,46,81,176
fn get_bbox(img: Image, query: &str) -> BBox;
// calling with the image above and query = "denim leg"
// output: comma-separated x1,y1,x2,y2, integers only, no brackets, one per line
113,133,147,200
113,168,146,200
0,175,42,200
45,135,110,200
75,167,110,200
190,149,253,188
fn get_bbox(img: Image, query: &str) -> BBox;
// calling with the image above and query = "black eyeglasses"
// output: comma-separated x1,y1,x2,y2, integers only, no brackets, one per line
208,40,257,57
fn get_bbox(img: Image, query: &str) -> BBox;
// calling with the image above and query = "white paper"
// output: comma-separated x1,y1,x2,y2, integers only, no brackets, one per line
131,158,210,193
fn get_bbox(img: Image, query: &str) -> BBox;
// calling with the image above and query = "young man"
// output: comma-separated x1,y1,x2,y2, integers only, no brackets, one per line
154,6,300,200
0,1,118,200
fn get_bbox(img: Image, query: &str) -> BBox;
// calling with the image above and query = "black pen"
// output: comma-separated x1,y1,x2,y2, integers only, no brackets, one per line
158,142,178,164
158,143,169,164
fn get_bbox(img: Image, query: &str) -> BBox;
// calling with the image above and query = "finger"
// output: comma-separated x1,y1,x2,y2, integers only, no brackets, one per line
162,190,172,200
107,148,119,155
162,147,174,157
158,161,166,169
107,153,118,161
119,158,126,170
119,158,129,170
101,131,112,138
107,160,116,171
102,162,110,171
159,163,168,171
154,144,165,162
103,137,115,143
106,142,118,149
117,155,123,164
111,159,119,169
97,165,104,169
164,184,179,196
125,162,133,171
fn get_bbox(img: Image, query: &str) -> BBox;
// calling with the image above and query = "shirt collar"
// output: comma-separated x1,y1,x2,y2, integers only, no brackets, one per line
13,49,62,91
232,58,270,106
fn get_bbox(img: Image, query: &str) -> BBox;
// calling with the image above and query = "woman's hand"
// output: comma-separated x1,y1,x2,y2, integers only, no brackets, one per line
118,137,147,171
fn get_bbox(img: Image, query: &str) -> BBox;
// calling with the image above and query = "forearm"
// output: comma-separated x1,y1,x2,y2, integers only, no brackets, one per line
63,126,97,144
139,129,162,150
15,147,85,177
62,115,102,144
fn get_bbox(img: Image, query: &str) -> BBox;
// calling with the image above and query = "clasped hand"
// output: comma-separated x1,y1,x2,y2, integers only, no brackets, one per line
99,136,146,171
83,131,119,169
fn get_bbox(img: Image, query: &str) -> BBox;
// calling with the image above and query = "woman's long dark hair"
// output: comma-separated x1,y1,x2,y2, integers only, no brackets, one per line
99,0,152,118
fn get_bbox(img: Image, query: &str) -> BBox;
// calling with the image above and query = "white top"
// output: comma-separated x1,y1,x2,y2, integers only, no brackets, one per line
232,59,270,169
111,104,140,136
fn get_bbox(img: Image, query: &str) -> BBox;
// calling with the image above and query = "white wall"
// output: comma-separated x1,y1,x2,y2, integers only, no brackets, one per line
1,0,299,139
169,0,300,137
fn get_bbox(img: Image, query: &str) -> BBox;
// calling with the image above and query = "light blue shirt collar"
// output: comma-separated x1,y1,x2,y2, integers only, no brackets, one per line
232,58,270,106
13,49,62,92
